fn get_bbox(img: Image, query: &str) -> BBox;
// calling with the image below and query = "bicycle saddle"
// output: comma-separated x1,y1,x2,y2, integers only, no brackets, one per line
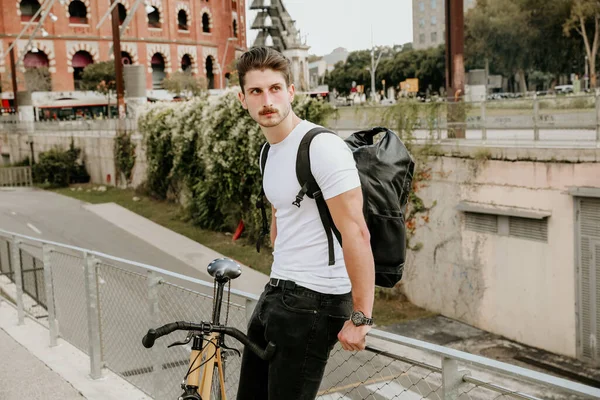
207,258,242,282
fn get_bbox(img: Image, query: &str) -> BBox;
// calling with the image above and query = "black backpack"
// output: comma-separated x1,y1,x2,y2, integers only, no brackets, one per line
257,127,415,288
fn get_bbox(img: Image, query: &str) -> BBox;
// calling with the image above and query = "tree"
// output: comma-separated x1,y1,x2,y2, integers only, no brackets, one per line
465,0,536,92
162,71,207,97
564,0,600,88
324,50,377,95
24,67,52,92
80,61,116,115
80,61,116,95
524,0,583,83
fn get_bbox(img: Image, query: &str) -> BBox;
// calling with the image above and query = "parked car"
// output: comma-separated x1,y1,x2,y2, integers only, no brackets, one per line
554,85,573,94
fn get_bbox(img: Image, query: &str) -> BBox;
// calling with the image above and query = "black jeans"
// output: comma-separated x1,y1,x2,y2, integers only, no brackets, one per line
236,280,353,400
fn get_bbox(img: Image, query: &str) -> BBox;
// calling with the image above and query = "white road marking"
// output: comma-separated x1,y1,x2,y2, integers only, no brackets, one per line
11,211,16,215
26,223,42,235
365,381,423,399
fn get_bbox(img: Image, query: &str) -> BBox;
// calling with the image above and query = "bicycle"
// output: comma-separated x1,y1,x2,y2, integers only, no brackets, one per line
142,258,276,400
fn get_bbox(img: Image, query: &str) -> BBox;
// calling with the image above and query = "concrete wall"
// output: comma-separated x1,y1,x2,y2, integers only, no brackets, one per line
403,155,599,357
0,130,145,187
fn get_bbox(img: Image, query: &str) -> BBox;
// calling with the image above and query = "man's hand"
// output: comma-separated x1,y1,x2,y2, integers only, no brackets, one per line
338,320,371,351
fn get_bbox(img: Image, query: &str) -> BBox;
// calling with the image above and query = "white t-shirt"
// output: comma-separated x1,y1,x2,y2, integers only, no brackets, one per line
261,120,361,294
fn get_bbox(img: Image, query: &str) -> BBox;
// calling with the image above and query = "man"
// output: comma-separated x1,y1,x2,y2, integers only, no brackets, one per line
236,47,375,400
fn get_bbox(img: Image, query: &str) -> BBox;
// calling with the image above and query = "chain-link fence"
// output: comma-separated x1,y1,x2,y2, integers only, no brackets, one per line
0,229,598,400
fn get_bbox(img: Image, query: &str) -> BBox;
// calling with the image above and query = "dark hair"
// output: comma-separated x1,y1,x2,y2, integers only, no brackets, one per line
236,47,292,92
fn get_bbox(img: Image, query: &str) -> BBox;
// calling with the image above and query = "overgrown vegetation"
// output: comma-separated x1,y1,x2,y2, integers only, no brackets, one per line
137,92,336,247
32,138,90,187
114,131,136,186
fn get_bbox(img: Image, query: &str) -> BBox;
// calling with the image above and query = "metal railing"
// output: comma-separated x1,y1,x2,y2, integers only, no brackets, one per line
330,94,600,146
0,228,598,400
0,166,33,187
0,118,138,133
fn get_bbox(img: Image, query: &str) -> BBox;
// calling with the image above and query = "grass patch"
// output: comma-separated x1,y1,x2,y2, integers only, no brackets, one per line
52,184,436,327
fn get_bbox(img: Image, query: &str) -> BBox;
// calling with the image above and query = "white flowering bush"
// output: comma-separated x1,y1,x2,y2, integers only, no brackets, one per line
137,92,335,243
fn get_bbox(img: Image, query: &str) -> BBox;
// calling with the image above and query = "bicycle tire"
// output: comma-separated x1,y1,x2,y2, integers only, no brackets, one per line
210,362,224,400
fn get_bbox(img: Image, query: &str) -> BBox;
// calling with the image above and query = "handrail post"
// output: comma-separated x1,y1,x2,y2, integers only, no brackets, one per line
442,357,469,400
11,237,24,325
43,244,59,347
148,271,164,397
84,252,103,379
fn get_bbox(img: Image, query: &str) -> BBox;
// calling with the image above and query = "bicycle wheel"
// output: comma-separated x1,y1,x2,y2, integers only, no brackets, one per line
210,362,225,400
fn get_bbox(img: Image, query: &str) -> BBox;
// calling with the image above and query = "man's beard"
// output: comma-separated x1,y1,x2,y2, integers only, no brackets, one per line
257,104,291,128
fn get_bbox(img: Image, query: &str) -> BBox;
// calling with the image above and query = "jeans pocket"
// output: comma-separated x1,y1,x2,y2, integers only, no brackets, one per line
280,291,319,314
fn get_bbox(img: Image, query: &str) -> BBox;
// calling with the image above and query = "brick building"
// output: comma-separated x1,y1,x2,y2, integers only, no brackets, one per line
0,0,247,94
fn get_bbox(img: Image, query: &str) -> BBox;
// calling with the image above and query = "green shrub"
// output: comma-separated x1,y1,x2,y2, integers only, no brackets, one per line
32,139,89,187
114,131,136,185
137,92,334,243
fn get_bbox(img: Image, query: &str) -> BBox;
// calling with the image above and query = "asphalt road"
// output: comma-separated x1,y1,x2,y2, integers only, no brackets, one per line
0,187,203,280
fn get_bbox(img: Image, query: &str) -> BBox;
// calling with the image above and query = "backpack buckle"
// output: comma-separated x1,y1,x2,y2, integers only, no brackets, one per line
293,184,308,208
292,195,303,208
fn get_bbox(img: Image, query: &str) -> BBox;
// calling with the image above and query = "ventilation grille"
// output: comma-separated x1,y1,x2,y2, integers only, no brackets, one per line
581,198,600,239
465,212,498,234
509,216,548,242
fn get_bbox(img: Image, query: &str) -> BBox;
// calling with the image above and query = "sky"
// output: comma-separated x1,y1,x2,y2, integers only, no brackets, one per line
245,0,414,56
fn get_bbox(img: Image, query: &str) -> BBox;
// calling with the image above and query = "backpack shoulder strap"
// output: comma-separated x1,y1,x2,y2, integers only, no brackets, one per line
294,127,341,266
260,142,271,175
256,142,271,253
296,127,335,199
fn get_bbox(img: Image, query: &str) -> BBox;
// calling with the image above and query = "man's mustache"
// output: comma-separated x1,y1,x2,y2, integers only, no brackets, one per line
259,108,278,115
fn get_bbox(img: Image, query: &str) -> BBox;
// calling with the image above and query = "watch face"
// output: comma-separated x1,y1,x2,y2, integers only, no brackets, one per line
351,311,364,325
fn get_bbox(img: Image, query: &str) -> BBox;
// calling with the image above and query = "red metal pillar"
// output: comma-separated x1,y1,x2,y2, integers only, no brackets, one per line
110,0,126,119
445,0,465,138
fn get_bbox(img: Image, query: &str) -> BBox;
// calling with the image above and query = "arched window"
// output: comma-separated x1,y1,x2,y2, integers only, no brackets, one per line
72,50,94,90
178,10,188,30
118,4,127,25
24,51,49,69
233,19,238,38
20,0,41,22
24,51,51,92
69,0,88,24
205,56,214,89
181,54,192,72
148,6,161,28
202,13,210,33
151,53,166,89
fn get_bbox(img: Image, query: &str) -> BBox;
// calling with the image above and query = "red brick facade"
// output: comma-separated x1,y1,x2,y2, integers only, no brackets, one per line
0,0,247,92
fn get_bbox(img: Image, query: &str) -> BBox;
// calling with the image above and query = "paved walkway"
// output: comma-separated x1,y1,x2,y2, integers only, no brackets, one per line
0,301,151,400
0,328,85,400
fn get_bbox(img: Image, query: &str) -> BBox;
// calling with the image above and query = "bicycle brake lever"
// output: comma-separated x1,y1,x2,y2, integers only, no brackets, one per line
167,331,194,348
220,342,241,357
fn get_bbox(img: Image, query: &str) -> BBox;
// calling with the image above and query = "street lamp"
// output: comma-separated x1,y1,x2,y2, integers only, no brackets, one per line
221,37,237,89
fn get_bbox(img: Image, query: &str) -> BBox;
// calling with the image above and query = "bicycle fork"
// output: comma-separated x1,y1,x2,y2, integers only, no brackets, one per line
179,332,226,400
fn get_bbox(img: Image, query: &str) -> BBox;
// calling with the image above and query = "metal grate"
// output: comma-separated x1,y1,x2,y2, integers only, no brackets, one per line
508,216,548,242
577,197,600,362
465,212,498,234
581,198,600,239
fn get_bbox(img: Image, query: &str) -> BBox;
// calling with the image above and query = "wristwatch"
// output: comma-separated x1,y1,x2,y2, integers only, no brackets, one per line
350,310,373,327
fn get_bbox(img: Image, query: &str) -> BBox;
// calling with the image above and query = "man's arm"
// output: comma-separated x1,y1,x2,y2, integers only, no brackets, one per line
270,205,277,248
326,187,375,351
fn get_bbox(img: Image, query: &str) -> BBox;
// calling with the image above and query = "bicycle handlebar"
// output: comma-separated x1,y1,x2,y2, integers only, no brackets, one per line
142,321,276,361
